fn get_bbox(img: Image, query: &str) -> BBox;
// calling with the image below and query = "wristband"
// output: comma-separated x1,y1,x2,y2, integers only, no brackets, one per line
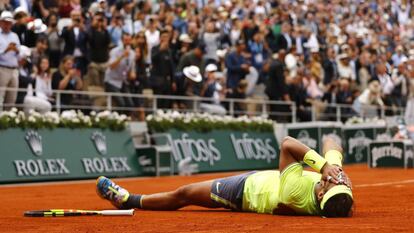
304,150,327,173
325,150,343,167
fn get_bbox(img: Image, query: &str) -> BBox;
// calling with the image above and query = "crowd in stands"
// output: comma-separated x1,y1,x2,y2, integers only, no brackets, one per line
0,0,413,122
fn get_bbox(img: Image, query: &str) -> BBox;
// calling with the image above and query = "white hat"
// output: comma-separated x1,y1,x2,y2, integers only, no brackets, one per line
205,63,218,73
19,45,31,61
179,34,193,44
14,6,28,16
0,11,14,23
216,49,227,58
183,66,202,82
27,19,47,34
310,47,319,53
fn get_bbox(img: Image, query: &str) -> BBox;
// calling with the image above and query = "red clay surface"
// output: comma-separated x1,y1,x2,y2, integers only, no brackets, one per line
1,164,414,232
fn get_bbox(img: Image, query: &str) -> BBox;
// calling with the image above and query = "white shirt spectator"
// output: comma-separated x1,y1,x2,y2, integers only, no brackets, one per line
145,29,160,63
377,73,394,95
392,53,408,67
337,61,356,81
35,73,53,101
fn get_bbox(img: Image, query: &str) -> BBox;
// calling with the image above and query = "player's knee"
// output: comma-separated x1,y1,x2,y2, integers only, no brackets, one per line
173,185,192,201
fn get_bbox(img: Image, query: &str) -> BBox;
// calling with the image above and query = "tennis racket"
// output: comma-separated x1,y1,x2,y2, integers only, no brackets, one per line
24,209,134,217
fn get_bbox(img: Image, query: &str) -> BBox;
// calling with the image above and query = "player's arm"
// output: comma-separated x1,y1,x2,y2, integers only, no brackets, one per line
322,137,353,188
322,137,343,167
279,136,342,184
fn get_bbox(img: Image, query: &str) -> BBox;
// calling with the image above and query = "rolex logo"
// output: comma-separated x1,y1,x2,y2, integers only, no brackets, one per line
25,130,42,156
91,131,107,155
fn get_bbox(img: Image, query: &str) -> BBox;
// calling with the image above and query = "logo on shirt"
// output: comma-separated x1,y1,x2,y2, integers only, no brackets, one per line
216,182,221,193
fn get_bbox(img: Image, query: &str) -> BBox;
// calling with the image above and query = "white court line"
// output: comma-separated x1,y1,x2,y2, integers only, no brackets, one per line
356,179,414,188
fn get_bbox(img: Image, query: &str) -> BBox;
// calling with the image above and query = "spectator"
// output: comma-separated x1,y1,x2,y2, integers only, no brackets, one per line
248,31,268,79
391,60,409,109
202,21,220,65
227,79,248,116
337,53,356,81
175,34,193,63
356,50,372,91
225,39,249,90
52,55,83,108
0,11,20,110
265,49,291,121
45,13,61,68
176,43,206,95
58,0,80,18
16,45,33,107
392,45,407,67
30,37,48,67
288,68,311,122
276,22,292,52
34,56,53,104
24,55,52,114
108,14,124,47
104,32,136,110
145,17,160,63
200,63,226,115
12,7,29,45
61,10,88,76
87,12,111,88
150,29,174,108
25,18,48,48
374,63,394,114
323,47,338,86
352,80,384,118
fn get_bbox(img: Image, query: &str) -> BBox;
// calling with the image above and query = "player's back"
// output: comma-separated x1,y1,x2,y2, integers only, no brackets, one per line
242,169,321,214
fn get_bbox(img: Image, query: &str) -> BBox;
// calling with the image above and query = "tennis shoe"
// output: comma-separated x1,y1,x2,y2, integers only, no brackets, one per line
96,176,130,209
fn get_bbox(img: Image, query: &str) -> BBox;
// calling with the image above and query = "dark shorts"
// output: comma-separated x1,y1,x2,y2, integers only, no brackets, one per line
210,171,256,211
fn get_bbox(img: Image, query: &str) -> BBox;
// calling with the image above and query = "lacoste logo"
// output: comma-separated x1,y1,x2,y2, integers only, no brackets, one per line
25,130,42,156
91,131,107,155
138,156,152,166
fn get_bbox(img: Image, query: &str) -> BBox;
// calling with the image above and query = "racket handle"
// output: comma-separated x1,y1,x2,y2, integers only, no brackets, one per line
100,209,134,216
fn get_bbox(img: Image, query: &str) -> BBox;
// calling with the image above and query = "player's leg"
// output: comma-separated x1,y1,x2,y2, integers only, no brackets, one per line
96,176,219,210
139,180,220,210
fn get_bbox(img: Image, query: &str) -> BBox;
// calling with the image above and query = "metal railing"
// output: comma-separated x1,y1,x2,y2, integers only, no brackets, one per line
0,87,407,123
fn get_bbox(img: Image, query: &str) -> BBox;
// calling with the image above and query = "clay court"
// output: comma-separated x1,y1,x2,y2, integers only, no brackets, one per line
1,164,414,232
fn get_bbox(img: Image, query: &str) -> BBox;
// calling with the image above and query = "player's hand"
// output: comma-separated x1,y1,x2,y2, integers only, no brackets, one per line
338,170,353,189
321,163,342,184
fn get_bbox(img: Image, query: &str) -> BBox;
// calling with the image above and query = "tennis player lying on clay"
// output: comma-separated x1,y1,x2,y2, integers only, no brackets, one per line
96,136,354,217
